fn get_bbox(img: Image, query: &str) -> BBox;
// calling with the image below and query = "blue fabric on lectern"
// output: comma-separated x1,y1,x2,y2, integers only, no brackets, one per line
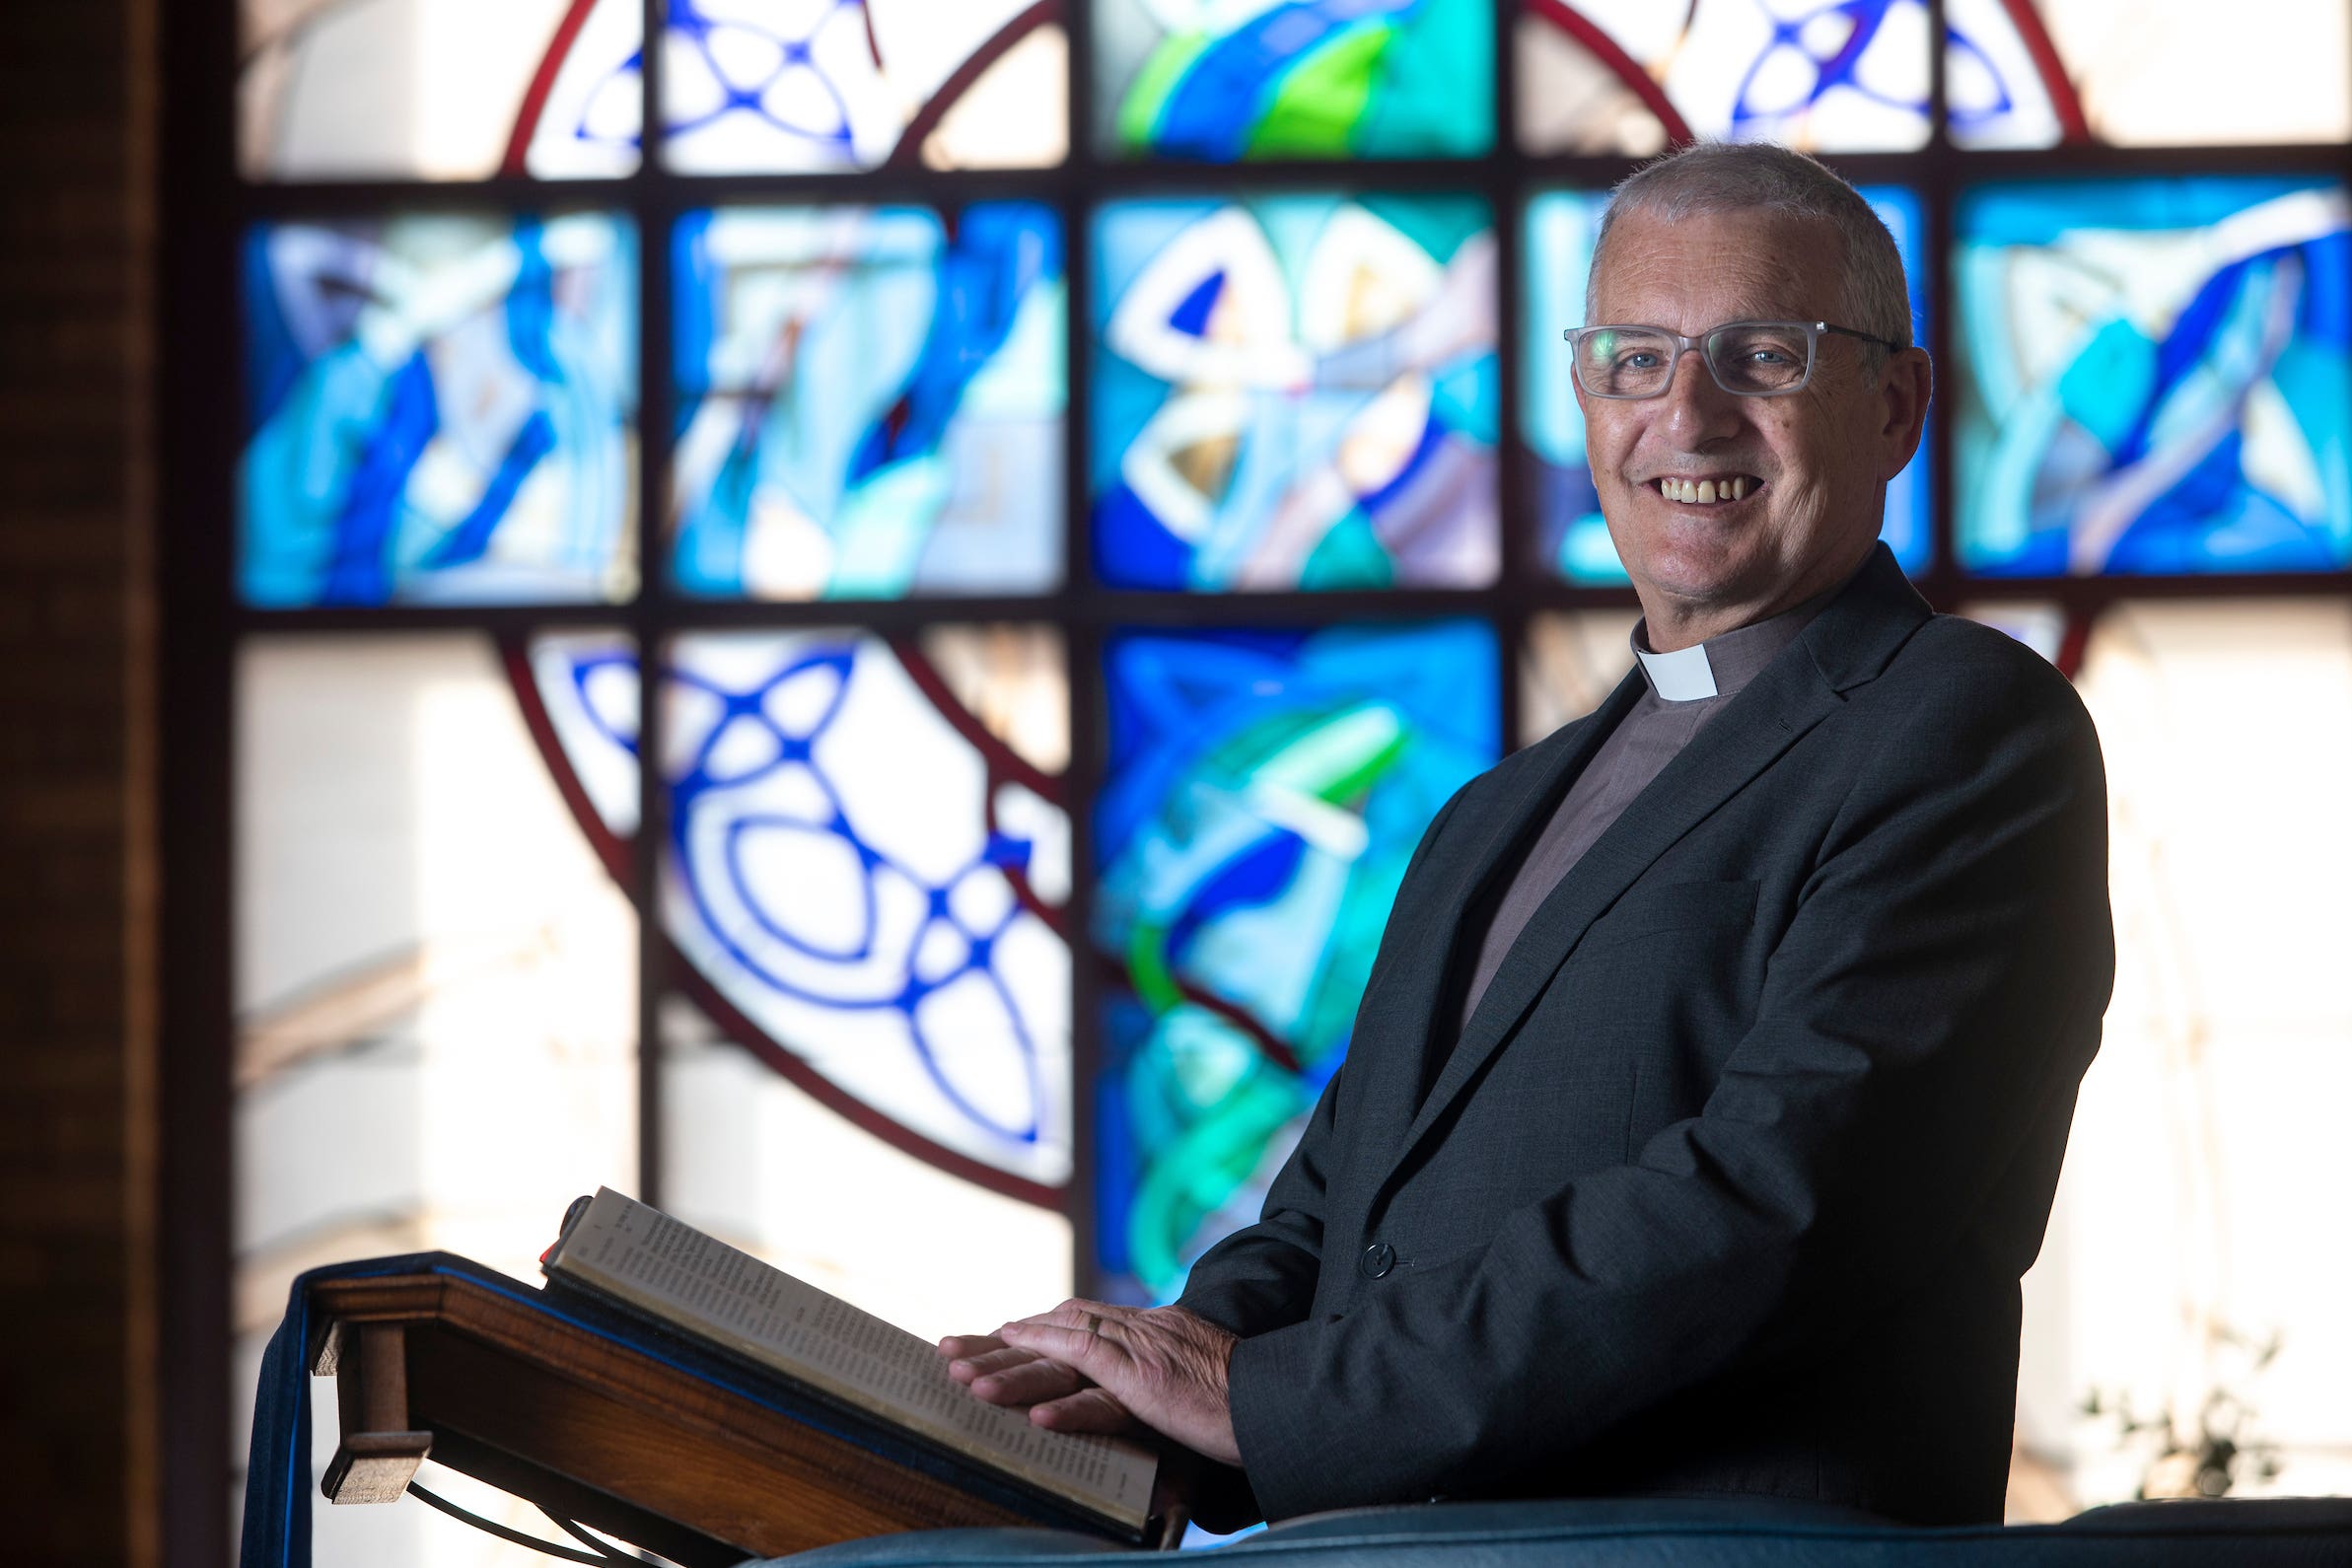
241,1251,459,1568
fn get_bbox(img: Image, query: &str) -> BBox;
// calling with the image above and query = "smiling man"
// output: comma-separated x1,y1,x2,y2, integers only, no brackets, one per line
941,144,2114,1531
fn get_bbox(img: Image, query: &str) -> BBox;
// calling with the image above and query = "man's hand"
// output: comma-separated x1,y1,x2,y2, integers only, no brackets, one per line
939,1300,1242,1467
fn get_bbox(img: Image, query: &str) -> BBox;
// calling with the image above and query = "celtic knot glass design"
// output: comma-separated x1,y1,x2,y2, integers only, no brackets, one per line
672,204,1066,600
1516,0,1933,153
525,628,1074,1191
240,213,639,606
1093,621,1498,1302
1094,0,1495,162
1521,185,1930,584
1957,178,2352,576
1092,194,1500,591
660,0,1067,173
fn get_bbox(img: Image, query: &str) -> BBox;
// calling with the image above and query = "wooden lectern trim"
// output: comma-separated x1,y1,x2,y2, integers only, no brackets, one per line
322,1323,433,1505
306,1272,1088,1560
322,1432,433,1505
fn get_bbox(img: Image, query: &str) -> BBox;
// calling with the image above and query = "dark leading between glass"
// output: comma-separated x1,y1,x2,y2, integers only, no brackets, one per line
1564,320,1907,399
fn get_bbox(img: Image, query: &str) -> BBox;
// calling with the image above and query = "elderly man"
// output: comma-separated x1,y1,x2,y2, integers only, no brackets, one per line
941,143,2113,1530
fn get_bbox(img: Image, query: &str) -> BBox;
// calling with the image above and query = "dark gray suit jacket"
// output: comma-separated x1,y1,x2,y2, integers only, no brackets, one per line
1176,544,2114,1528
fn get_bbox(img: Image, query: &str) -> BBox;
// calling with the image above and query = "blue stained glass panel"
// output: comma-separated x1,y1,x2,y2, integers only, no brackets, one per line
1093,621,1500,1302
1092,195,1500,592
671,204,1066,600
1095,0,1494,162
1522,185,1931,583
1957,178,2352,576
240,213,638,607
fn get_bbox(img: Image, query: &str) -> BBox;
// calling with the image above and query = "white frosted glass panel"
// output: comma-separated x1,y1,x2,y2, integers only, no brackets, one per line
240,0,642,179
232,632,639,1564
2016,600,2352,1508
1951,0,2352,150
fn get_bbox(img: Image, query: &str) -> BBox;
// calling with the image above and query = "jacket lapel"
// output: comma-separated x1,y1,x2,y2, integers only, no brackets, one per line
1381,545,1934,1185
1352,673,1648,1088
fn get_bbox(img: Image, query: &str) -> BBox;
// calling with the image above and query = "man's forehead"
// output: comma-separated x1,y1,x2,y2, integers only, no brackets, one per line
1590,207,1841,322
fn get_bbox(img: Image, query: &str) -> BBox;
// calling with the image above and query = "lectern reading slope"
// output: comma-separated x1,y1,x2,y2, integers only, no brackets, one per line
542,1187,1160,1538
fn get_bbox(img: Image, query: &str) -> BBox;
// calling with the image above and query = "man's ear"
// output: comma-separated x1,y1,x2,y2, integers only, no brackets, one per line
1878,348,1933,481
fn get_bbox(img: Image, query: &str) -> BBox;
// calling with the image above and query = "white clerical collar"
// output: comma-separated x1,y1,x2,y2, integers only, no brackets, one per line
1633,640,1718,701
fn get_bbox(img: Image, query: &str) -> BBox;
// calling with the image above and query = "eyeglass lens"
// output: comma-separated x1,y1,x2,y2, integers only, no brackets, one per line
1575,323,1815,397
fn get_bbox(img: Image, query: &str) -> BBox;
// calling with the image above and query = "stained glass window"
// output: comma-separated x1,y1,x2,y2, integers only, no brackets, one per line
660,1,1068,173
1092,194,1499,592
239,0,644,179
1514,0,1932,156
1093,621,1499,1303
240,212,640,607
1949,0,2352,150
209,0,2352,1543
672,204,1066,600
525,626,1074,1193
1523,183,1930,584
1957,178,2352,577
1093,0,1494,163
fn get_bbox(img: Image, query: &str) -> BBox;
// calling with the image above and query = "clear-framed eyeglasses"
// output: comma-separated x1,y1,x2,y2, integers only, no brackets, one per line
1563,321,1907,399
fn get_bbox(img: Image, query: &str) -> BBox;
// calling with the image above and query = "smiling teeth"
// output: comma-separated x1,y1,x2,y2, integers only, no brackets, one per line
1660,476,1749,502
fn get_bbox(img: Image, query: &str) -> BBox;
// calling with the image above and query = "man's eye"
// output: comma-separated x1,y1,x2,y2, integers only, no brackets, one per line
1745,348,1792,365
1619,350,1663,370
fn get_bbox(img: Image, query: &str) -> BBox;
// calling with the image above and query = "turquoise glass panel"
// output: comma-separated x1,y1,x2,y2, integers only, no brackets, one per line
1957,177,2352,575
1094,620,1499,1303
1096,0,1494,162
240,213,639,606
1521,184,1931,583
1091,194,1499,591
672,204,1066,600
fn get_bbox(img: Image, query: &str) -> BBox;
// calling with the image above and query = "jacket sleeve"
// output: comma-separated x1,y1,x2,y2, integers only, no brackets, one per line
1221,658,2115,1522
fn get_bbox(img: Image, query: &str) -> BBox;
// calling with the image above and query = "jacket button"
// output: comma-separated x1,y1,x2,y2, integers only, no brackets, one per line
1360,1243,1394,1279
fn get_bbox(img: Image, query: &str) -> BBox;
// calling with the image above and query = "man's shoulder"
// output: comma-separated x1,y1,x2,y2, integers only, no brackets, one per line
1863,611,2088,722
1831,612,2101,790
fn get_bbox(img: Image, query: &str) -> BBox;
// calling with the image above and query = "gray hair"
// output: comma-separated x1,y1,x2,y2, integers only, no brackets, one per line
1588,142,1914,356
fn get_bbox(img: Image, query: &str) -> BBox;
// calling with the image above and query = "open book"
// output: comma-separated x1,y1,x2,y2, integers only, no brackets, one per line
541,1187,1160,1539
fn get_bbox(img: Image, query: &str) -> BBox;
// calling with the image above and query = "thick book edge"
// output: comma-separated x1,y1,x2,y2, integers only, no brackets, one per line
543,1189,1157,1538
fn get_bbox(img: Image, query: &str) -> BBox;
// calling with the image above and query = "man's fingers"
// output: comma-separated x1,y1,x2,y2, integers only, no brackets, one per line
936,1332,1009,1360
945,1345,1043,1382
962,1355,1088,1406
1028,1387,1136,1435
998,1319,1108,1365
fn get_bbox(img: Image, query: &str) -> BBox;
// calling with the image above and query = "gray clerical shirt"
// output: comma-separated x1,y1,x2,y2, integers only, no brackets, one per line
1453,592,1831,1033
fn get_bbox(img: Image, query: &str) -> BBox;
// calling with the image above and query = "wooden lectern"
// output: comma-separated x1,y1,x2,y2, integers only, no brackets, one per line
306,1269,1171,1564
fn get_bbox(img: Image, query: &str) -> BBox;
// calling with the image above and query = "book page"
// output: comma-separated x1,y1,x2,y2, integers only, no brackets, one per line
547,1188,1155,1531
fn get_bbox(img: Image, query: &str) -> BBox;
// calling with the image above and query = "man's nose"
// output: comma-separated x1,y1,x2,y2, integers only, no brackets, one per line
1657,345,1746,444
